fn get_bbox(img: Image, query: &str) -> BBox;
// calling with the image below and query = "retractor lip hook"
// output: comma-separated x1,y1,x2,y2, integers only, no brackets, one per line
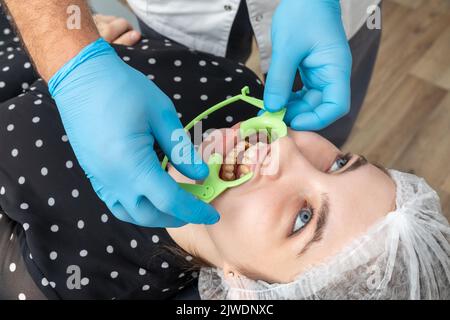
162,86,287,203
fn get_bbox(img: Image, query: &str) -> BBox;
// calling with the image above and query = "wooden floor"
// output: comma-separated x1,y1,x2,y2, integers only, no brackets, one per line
247,0,450,219
343,0,450,220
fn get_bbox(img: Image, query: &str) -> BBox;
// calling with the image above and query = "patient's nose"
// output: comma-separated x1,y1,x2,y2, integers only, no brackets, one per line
286,130,341,173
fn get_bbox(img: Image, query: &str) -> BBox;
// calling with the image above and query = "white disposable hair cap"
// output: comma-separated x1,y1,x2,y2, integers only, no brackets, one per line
198,170,450,300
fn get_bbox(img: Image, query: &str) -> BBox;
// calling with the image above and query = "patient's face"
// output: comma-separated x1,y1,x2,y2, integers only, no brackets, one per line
198,128,396,283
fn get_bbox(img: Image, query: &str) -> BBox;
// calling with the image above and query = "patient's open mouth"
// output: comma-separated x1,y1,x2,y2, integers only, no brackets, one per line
220,134,270,181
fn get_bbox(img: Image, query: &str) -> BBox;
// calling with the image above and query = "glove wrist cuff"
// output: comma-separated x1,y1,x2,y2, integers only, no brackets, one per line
48,38,115,97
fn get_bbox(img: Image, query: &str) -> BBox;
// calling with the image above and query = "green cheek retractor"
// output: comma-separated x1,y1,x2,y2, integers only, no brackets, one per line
161,86,287,203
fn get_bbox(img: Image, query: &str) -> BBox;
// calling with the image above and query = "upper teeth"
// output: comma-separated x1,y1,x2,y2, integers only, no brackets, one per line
220,140,268,181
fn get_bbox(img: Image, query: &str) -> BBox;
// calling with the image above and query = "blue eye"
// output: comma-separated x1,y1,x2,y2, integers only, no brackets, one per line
293,208,313,233
329,154,351,173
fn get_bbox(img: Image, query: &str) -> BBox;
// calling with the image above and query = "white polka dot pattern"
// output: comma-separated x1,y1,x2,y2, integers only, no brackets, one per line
0,27,264,299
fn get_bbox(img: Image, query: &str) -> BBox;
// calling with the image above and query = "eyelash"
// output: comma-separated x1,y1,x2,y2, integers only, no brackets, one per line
292,204,314,235
290,154,351,235
329,153,352,173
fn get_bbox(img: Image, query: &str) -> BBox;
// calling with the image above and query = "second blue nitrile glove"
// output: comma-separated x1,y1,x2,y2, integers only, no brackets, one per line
264,0,353,131
48,38,220,227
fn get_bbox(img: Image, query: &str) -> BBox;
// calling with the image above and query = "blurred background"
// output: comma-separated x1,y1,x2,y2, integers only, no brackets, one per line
342,0,450,220
89,0,139,29
90,0,450,219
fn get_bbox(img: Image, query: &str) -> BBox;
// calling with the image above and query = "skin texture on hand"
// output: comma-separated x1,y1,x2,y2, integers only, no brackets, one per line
94,14,141,46
3,0,99,81
5,0,219,227
264,0,352,131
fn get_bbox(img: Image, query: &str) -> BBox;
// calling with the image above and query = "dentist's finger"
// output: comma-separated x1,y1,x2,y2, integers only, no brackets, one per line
264,49,299,112
113,30,141,46
290,79,350,131
118,195,187,228
148,90,209,181
134,153,220,224
100,17,134,44
284,89,323,125
108,200,138,225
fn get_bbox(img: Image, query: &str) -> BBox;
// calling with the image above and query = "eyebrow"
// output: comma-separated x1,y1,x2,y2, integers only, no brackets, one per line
296,156,367,257
297,194,330,257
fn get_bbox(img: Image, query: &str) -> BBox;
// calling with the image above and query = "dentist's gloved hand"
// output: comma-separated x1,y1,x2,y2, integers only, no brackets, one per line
264,0,352,131
48,38,219,227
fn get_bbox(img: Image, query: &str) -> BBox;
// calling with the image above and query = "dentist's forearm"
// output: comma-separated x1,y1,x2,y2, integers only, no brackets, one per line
3,0,99,81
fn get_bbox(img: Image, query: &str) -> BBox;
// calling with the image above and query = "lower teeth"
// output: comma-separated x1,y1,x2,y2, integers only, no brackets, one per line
222,171,236,181
238,164,250,175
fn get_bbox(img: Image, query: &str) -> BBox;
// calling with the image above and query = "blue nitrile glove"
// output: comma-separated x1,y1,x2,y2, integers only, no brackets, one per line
264,0,352,131
48,38,219,227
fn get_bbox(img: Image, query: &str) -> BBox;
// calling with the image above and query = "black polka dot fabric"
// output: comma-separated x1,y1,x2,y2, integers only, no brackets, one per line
0,210,47,300
0,5,263,299
0,7,38,104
